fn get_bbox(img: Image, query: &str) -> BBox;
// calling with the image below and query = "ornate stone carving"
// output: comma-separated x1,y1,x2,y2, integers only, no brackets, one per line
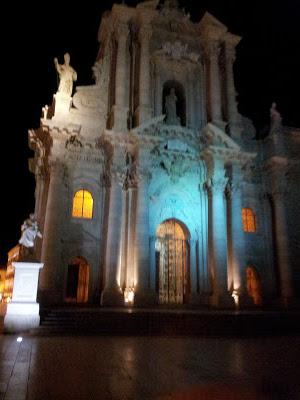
65,135,83,149
72,86,107,116
153,149,191,183
160,41,200,63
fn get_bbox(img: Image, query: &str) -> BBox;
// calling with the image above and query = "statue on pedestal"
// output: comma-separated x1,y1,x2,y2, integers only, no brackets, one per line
165,88,180,125
54,53,77,97
19,214,42,259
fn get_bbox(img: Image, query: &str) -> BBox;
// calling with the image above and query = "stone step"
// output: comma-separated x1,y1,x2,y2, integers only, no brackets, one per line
31,307,300,337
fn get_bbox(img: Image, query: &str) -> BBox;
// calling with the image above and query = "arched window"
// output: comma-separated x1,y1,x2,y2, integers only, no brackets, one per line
72,190,93,219
242,208,256,232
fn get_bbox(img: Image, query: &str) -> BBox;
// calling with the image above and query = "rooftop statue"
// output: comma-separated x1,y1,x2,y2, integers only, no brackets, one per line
270,102,282,134
19,214,42,250
54,53,77,97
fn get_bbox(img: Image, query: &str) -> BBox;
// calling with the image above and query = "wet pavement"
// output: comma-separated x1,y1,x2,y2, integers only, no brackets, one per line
0,333,299,400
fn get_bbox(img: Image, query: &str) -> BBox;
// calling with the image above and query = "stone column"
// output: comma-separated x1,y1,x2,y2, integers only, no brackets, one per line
225,40,241,138
134,172,157,305
205,41,223,126
40,161,65,304
137,26,152,125
101,172,124,306
272,189,293,305
126,187,137,291
112,22,129,132
189,239,199,303
228,169,248,307
208,173,234,308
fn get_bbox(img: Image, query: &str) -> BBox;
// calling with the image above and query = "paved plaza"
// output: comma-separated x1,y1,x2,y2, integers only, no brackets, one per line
0,333,299,400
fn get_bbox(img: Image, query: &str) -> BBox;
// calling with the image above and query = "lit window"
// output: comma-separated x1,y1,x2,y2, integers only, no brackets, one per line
72,190,93,219
242,208,256,232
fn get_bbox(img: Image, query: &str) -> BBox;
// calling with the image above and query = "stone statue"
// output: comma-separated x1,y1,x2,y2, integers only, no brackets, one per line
246,266,262,306
19,214,42,249
54,53,77,97
270,102,282,134
165,88,180,125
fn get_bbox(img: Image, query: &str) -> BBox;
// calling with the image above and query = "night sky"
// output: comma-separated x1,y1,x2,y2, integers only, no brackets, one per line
1,0,299,264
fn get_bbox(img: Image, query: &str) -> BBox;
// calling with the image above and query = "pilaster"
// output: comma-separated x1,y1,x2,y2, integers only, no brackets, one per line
224,33,242,139
112,22,129,132
136,26,153,125
204,41,223,128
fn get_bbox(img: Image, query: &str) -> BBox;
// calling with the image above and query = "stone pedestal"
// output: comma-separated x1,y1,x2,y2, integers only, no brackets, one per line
53,93,72,118
4,262,43,333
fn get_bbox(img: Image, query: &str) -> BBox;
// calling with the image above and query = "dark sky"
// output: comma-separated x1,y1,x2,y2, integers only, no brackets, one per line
1,0,300,263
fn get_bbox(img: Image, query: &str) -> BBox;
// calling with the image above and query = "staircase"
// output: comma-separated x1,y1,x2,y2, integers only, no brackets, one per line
30,307,300,337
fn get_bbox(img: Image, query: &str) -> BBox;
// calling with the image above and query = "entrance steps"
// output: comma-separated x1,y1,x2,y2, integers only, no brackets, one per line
29,307,300,336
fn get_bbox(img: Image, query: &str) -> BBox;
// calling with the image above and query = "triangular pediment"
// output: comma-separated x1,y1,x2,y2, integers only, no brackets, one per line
198,12,228,35
203,123,240,150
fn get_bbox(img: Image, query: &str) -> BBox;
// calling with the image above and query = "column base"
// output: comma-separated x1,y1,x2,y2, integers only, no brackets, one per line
101,287,124,307
112,105,128,132
134,289,158,307
210,292,235,309
4,303,40,333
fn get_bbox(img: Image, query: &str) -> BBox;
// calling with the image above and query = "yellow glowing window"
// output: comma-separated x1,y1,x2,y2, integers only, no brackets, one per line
72,190,93,219
242,208,256,232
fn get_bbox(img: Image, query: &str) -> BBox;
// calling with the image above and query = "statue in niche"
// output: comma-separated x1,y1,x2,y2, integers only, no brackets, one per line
19,214,42,258
246,266,262,306
54,53,77,97
165,88,180,126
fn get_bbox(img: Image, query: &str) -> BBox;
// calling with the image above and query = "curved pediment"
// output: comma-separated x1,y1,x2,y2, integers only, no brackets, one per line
72,85,106,116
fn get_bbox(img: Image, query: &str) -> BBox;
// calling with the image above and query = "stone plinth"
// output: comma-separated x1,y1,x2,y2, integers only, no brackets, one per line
53,93,72,118
4,262,43,333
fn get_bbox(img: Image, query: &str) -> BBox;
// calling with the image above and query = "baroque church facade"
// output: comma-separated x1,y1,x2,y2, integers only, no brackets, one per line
27,0,300,308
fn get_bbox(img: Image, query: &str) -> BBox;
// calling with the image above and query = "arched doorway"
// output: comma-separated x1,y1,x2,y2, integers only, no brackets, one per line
155,219,190,304
65,256,89,303
163,81,186,126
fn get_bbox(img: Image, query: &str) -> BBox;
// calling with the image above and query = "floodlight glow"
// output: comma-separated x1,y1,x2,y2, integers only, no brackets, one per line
17,337,23,343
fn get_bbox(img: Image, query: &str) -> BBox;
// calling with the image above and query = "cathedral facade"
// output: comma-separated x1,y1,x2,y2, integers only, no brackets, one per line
28,0,300,308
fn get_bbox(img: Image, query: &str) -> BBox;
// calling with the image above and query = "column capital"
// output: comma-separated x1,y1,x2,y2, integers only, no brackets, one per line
205,175,228,194
138,25,152,43
203,40,220,60
114,21,129,40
